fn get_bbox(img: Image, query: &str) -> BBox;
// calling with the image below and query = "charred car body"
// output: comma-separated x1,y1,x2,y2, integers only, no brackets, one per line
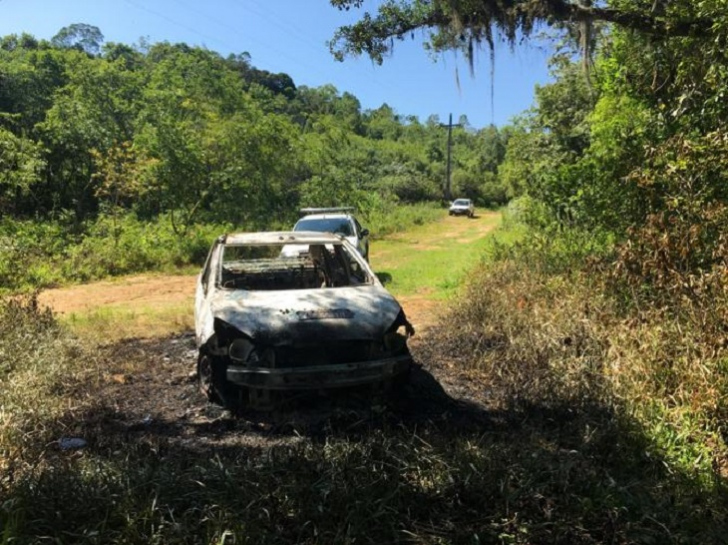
194,231,414,408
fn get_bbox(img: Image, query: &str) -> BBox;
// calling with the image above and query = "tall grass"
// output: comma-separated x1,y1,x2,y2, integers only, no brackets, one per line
362,201,443,239
1,279,727,543
4,216,728,543
425,225,728,502
0,295,99,484
0,215,227,292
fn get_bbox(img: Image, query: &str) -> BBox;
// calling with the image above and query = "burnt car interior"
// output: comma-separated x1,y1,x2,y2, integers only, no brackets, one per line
220,243,368,291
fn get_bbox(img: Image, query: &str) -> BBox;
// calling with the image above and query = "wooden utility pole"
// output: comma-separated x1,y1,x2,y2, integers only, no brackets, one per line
441,113,461,201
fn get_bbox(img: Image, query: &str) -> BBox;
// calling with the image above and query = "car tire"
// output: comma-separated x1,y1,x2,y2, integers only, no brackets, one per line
197,352,241,410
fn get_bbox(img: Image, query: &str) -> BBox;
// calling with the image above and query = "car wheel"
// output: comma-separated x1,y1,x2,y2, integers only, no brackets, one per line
197,352,241,409
383,357,414,400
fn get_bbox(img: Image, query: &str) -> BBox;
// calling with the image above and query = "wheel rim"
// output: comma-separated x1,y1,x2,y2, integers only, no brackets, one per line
197,354,213,399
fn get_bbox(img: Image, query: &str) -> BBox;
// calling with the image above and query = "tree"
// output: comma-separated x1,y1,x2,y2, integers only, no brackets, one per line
0,127,44,215
328,1,713,64
51,24,104,55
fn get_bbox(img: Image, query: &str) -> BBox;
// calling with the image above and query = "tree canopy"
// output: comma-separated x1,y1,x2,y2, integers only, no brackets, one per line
0,27,508,231
329,0,714,63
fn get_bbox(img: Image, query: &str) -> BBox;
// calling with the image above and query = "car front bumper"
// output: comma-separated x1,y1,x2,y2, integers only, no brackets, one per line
226,354,413,390
449,208,471,215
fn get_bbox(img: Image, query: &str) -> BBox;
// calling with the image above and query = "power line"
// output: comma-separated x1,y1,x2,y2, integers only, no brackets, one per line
167,0,345,85
120,0,240,53
120,0,397,110
237,0,395,93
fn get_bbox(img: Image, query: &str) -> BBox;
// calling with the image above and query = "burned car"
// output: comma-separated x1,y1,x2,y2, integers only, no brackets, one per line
194,231,414,409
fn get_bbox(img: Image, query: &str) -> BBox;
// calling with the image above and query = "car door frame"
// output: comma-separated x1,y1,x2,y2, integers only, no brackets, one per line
195,240,221,346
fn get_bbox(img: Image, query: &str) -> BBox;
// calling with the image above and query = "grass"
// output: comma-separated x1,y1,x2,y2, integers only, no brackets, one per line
2,292,726,543
43,210,505,341
0,204,444,294
38,270,199,342
4,215,728,543
65,300,195,341
372,211,503,298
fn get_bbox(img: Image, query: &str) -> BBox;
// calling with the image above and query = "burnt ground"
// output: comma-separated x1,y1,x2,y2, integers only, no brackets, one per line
45,214,507,449
80,332,508,451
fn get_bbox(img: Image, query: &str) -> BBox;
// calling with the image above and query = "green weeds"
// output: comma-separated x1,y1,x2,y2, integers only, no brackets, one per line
0,204,445,293
373,211,502,298
362,201,443,239
420,225,728,540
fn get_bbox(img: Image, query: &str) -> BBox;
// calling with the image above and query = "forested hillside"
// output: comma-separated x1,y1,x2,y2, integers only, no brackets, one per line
334,0,728,273
0,24,508,290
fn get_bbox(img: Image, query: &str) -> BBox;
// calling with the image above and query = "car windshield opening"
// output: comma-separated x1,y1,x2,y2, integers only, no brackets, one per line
220,242,369,291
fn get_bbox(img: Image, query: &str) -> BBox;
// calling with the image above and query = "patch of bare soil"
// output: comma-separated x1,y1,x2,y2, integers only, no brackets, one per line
78,333,506,452
39,274,196,315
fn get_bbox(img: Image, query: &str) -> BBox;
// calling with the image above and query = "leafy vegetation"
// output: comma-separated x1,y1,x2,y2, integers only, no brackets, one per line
5,0,728,541
328,0,728,540
0,28,509,291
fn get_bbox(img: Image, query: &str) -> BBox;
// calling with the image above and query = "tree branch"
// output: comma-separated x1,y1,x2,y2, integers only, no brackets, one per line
329,0,714,63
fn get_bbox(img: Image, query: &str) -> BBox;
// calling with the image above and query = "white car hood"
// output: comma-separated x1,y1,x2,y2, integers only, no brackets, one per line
209,285,401,344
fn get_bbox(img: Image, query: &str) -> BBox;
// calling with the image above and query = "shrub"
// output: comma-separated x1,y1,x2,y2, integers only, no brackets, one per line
360,200,442,239
0,214,232,291
425,228,728,482
0,294,97,479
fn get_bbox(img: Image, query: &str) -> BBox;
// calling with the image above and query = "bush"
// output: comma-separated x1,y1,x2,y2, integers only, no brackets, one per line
61,214,228,282
425,227,728,483
0,214,231,292
0,294,96,479
360,199,442,239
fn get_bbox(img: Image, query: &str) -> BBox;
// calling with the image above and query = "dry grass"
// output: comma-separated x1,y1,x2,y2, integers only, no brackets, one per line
424,252,728,484
64,301,195,342
3,233,728,543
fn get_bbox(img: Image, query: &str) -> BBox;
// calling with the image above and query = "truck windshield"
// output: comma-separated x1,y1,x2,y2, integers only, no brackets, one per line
294,217,354,237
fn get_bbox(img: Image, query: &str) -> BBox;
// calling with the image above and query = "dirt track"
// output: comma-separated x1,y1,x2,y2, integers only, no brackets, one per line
40,213,499,337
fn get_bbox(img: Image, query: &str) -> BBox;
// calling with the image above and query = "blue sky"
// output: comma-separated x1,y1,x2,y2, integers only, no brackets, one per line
0,0,553,128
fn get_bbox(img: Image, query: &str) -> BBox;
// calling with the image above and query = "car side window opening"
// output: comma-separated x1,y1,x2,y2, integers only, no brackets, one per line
308,244,353,287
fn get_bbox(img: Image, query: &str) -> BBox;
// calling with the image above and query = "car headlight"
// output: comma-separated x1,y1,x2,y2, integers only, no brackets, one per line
229,338,255,363
247,347,276,368
229,339,275,368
